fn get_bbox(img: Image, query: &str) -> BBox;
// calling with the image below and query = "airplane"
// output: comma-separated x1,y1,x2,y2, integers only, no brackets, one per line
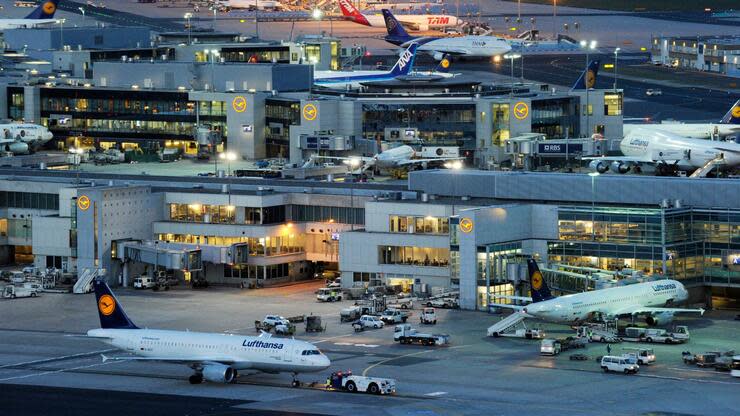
584,127,740,175
314,43,417,88
571,60,600,90
0,0,60,30
623,100,740,140
215,0,285,11
395,54,458,82
310,144,464,173
496,259,704,326
0,123,54,153
337,0,459,31
86,279,330,386
381,9,511,61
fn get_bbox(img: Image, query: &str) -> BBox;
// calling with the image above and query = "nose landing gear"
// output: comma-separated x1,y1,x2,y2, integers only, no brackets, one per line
291,372,300,388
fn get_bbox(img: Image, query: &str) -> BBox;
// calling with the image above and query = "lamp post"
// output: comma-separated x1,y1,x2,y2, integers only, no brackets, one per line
78,7,85,25
184,13,193,45
579,39,597,137
503,53,521,97
613,47,621,90
588,172,599,241
443,160,463,215
552,0,557,38
312,8,323,35
347,158,361,231
219,151,236,176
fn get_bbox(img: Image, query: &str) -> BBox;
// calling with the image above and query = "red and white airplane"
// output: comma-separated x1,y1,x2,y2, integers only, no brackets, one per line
337,0,459,31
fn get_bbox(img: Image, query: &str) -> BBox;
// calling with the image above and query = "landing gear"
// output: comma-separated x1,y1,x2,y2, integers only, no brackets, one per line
189,373,203,384
291,373,300,388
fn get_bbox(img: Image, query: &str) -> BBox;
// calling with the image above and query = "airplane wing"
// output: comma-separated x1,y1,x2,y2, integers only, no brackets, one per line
434,48,471,56
581,156,655,163
101,354,239,365
311,155,374,163
396,157,465,167
491,295,533,303
610,305,705,317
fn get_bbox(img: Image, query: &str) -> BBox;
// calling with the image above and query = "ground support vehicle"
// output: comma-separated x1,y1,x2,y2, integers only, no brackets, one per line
393,324,450,346
420,308,437,325
328,371,396,395
2,285,41,298
601,356,639,374
380,309,410,324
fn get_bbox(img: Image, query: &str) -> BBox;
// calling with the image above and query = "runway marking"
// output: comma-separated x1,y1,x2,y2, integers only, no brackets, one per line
362,349,435,377
312,333,355,344
333,342,379,348
0,348,117,369
635,373,739,386
425,391,448,397
0,361,115,382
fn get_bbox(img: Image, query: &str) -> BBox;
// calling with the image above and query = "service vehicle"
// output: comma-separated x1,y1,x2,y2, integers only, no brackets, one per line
683,351,719,367
387,297,413,310
316,287,343,302
353,315,384,331
305,315,325,333
601,355,639,374
621,327,685,344
646,88,663,96
540,337,587,355
340,306,362,322
569,353,589,361
2,284,41,298
420,307,437,324
133,276,156,289
380,309,410,324
576,324,621,343
328,371,396,395
393,324,450,346
622,348,656,365
499,328,546,339
262,315,290,328
540,338,561,355
9,271,26,284
425,298,458,308
730,356,740,378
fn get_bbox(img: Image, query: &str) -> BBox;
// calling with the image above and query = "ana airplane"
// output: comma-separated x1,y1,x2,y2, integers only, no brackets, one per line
0,123,54,154
313,144,464,173
382,9,510,60
395,54,457,82
623,100,740,140
499,259,704,326
86,280,330,386
314,43,417,88
337,0,459,31
0,0,60,30
585,128,740,175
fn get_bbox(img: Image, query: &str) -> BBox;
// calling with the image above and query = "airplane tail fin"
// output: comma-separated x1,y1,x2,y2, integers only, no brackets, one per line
720,99,740,124
435,54,453,73
389,43,417,77
25,0,60,19
527,259,555,303
382,9,412,41
93,279,139,329
338,0,370,26
571,60,600,90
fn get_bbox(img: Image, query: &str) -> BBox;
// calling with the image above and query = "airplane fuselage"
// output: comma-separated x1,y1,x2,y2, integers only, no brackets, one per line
0,19,57,30
399,36,512,58
87,328,330,373
624,123,740,140
1,124,54,147
374,145,416,168
620,128,740,169
524,279,689,323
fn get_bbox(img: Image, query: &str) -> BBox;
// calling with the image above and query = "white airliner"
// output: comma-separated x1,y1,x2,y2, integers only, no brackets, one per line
337,0,459,31
382,9,510,61
215,0,285,10
312,144,464,173
0,123,54,154
87,280,330,386
585,128,740,175
623,100,740,139
498,260,704,326
314,43,417,88
0,0,60,30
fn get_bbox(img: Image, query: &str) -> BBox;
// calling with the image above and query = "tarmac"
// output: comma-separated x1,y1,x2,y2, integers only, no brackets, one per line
0,280,737,415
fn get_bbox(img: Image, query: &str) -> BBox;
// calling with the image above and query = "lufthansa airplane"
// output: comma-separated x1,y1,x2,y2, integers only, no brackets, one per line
87,280,330,386
0,0,60,30
497,259,704,325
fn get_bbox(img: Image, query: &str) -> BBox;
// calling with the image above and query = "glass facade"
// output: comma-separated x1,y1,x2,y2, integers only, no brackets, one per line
604,92,623,116
0,191,59,210
169,203,236,224
7,89,24,120
491,103,509,146
159,233,304,257
389,215,449,234
531,98,578,139
265,98,300,158
290,204,364,225
378,245,449,267
477,242,522,308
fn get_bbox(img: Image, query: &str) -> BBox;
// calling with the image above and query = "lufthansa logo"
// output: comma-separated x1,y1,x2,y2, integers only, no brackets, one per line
302,103,318,121
732,106,740,118
77,195,91,211
531,271,543,290
459,218,473,233
232,96,247,113
98,294,116,316
585,70,596,88
513,102,529,120
42,1,56,14
440,58,450,69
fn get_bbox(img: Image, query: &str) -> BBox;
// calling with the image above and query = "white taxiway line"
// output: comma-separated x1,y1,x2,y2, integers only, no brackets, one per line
0,348,117,369
312,333,355,344
0,361,116,382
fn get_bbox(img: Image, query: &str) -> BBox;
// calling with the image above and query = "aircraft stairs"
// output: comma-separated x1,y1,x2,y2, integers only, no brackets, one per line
689,155,727,178
487,311,527,337
73,268,106,294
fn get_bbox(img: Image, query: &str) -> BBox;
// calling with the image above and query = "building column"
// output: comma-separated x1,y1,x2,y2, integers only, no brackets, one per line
122,261,130,287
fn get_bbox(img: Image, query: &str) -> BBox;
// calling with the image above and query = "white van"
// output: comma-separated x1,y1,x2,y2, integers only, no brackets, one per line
133,276,156,289
601,355,639,374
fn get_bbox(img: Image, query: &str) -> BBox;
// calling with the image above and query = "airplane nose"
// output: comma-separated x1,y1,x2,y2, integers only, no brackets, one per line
317,355,331,369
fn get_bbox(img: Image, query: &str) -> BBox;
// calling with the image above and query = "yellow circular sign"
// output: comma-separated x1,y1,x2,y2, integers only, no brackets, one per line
77,195,91,211
513,102,529,120
98,294,116,316
42,1,56,14
232,96,247,113
585,70,596,88
302,103,318,121
440,58,450,69
459,217,474,233
732,106,740,118
531,271,543,290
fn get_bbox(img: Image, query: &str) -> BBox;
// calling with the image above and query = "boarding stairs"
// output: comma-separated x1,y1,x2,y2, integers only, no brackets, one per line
487,311,527,337
73,268,106,294
689,155,727,178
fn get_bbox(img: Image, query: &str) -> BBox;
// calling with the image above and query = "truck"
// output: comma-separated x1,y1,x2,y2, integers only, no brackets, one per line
425,297,458,309
2,285,41,299
420,307,437,325
622,348,656,365
316,287,343,302
540,336,587,355
328,371,396,395
393,324,450,346
576,322,621,343
499,328,546,339
386,297,413,310
380,309,410,324
621,327,685,344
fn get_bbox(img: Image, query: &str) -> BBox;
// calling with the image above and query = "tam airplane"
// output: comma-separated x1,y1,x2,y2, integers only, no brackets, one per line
0,123,54,154
499,259,704,326
86,280,330,386
0,0,60,30
337,0,459,31
623,100,740,140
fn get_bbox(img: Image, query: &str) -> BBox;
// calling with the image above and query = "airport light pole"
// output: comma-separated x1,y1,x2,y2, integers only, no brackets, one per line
503,53,521,97
444,160,463,215
312,8,323,35
184,13,193,45
580,39,597,137
552,0,557,38
613,47,620,91
219,151,236,176
588,172,599,240
78,7,85,25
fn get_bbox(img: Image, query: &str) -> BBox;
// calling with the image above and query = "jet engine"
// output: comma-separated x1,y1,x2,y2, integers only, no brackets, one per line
645,311,674,326
588,160,609,174
4,141,29,155
610,161,631,174
202,363,236,383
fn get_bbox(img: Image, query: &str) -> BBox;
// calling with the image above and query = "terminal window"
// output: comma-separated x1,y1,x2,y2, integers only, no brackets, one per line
491,103,510,146
389,215,449,234
378,246,450,267
604,93,623,116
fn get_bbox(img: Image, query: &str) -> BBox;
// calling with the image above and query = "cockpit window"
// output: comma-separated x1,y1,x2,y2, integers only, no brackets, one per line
301,350,321,356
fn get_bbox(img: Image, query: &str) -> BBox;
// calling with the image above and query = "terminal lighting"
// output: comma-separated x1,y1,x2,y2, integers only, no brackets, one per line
131,84,140,90
604,64,614,69
312,8,323,20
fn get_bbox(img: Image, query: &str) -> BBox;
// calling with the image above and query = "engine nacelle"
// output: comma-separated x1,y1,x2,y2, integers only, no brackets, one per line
202,363,236,383
588,160,609,174
610,161,631,174
4,142,29,155
645,311,674,326
433,52,445,61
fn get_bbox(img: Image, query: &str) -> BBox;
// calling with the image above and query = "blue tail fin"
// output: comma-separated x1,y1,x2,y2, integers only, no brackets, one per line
527,259,554,303
571,60,600,90
435,54,452,73
720,100,740,124
93,279,139,329
382,9,413,41
389,43,417,77
25,0,60,19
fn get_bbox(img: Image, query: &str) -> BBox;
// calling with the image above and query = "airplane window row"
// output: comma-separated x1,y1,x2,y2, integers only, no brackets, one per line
301,350,320,356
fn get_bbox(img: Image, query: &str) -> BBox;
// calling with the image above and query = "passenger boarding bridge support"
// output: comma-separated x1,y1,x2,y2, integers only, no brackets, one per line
114,240,204,287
